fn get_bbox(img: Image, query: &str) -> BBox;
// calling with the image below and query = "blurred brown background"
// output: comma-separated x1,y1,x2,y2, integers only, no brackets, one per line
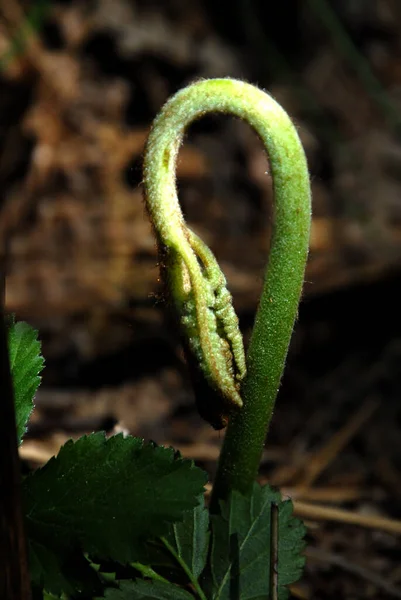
1,1,401,598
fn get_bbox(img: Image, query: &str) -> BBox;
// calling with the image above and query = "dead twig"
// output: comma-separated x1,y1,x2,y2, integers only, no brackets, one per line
297,398,379,491
293,500,401,535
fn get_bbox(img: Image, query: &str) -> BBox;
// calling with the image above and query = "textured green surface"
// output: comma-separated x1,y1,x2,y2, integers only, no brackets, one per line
104,483,305,599
23,432,207,595
7,318,44,444
142,77,311,495
162,495,209,581
277,500,307,599
103,579,195,599
206,79,311,502
143,82,248,423
208,484,306,600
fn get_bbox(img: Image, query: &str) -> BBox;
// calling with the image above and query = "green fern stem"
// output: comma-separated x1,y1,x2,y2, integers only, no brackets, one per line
143,78,311,505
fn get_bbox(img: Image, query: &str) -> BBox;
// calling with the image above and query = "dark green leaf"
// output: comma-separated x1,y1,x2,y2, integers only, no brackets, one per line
23,432,207,594
103,579,195,599
277,500,306,600
28,538,102,597
137,496,210,588
7,318,44,444
163,494,209,580
207,483,305,600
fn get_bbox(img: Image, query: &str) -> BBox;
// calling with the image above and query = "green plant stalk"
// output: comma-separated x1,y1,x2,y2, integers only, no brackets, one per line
143,78,311,504
131,562,170,584
211,87,311,506
160,537,208,600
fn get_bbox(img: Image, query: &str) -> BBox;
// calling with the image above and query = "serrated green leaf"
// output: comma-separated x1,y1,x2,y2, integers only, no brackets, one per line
163,494,210,580
136,496,210,591
277,500,306,600
207,483,305,600
28,538,102,597
103,579,195,599
7,318,44,444
23,432,207,595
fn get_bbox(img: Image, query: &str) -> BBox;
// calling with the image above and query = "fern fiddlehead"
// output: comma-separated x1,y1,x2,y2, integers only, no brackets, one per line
143,78,311,500
143,84,248,428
